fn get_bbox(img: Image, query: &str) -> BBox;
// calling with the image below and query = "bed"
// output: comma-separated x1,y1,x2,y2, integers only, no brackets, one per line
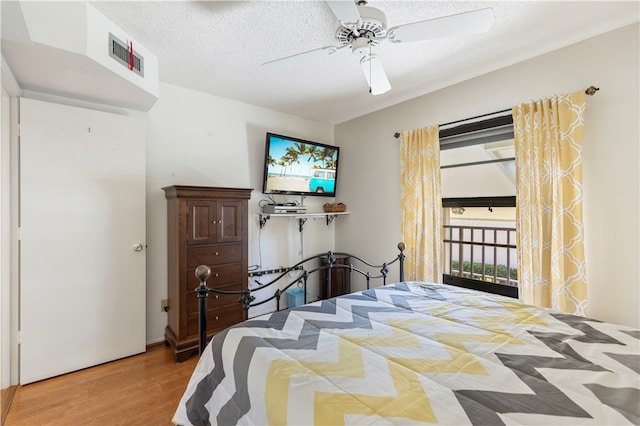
173,245,639,425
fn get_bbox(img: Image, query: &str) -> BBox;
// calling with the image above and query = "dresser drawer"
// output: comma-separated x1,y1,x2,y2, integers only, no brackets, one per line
186,304,244,337
186,283,243,314
187,244,242,268
186,263,243,289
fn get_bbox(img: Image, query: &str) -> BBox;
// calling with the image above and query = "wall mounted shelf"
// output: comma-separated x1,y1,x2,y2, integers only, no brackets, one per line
259,211,350,231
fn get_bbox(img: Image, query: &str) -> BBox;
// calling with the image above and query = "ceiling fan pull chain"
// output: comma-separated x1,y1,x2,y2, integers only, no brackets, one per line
368,42,372,93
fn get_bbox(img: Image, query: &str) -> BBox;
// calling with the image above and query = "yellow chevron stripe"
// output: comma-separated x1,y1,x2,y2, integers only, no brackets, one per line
342,318,423,348
496,300,548,325
314,361,436,425
265,337,365,425
438,330,522,350
409,293,547,332
471,302,547,336
414,287,546,326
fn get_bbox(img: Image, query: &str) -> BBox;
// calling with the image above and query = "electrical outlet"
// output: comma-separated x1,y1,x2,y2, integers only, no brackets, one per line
161,298,168,312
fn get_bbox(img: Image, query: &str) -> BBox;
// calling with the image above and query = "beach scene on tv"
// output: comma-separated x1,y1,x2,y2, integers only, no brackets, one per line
265,136,339,194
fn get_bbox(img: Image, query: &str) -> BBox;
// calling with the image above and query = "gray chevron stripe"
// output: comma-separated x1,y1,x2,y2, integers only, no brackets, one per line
413,283,450,301
584,383,640,424
522,313,625,369
551,313,624,345
455,352,593,425
528,330,605,366
455,386,590,426
185,327,230,426
453,391,504,425
528,326,619,367
622,330,640,340
364,282,449,310
605,352,640,374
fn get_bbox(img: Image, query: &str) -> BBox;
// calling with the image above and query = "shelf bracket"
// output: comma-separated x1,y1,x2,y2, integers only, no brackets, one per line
259,214,271,229
326,214,338,226
298,218,308,232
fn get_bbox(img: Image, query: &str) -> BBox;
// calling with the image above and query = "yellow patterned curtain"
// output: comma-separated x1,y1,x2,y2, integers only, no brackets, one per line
399,126,442,283
513,91,587,315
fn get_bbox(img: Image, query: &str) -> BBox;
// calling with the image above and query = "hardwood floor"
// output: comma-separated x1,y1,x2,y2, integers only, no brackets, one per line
4,344,198,425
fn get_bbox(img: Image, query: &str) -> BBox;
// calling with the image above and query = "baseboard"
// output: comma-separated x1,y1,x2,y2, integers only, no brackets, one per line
1,385,17,425
145,340,166,350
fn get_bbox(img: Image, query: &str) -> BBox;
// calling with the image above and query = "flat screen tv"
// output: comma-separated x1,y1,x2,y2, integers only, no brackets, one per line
262,133,340,197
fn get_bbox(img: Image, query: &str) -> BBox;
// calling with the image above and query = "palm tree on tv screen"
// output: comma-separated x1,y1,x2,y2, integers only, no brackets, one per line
277,159,287,175
293,142,307,161
306,145,318,164
323,147,336,169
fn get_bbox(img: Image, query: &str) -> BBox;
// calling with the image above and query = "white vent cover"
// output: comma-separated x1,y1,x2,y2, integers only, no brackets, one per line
109,33,144,77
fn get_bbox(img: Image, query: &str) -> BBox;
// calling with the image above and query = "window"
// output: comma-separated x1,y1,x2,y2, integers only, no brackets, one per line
442,199,518,298
439,113,518,297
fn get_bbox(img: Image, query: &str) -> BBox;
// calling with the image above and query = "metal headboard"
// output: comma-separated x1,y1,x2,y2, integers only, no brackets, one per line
194,242,406,355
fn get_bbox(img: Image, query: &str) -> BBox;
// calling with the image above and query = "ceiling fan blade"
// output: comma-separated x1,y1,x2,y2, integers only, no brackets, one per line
387,8,494,43
360,55,391,95
326,0,361,24
262,45,340,67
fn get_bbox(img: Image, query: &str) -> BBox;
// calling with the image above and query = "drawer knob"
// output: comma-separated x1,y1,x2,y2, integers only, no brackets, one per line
215,294,219,299
215,316,219,321
215,273,219,277
215,251,219,256
218,220,222,224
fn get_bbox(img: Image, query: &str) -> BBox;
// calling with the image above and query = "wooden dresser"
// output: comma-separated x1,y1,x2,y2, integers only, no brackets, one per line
163,185,252,361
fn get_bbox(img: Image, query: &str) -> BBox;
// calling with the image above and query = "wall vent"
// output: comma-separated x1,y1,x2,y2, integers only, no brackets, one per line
109,33,144,77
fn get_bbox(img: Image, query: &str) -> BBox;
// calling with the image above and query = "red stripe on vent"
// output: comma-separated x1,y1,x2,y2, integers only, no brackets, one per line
129,41,134,70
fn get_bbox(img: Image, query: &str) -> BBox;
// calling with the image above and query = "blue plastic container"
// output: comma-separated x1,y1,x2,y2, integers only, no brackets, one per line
286,287,308,308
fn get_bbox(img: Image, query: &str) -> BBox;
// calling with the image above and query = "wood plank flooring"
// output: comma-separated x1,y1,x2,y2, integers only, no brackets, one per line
4,344,198,425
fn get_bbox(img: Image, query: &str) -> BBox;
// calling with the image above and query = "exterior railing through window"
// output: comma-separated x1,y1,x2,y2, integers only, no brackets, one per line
443,224,518,298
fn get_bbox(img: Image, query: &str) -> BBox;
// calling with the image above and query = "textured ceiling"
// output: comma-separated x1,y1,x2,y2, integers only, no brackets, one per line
87,1,638,124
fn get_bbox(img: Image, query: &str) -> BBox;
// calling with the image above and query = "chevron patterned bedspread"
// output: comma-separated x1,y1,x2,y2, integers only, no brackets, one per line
173,282,639,425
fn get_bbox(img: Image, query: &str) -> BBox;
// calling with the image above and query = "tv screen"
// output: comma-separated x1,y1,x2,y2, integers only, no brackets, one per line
262,133,340,197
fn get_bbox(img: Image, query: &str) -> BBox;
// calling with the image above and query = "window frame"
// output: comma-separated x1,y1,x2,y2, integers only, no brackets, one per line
438,111,518,298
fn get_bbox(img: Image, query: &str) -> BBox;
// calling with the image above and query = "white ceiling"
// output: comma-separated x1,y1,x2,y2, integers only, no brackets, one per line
38,1,640,123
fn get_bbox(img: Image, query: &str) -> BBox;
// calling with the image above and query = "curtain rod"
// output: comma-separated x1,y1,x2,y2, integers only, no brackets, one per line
393,85,600,139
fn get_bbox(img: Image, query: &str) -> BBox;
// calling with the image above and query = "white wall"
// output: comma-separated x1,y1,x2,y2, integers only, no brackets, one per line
335,23,640,328
145,83,336,343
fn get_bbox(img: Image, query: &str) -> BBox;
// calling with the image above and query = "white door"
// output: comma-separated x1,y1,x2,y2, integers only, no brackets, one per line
19,98,146,384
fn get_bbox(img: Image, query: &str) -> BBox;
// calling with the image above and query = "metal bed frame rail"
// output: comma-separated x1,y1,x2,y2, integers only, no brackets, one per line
194,242,406,355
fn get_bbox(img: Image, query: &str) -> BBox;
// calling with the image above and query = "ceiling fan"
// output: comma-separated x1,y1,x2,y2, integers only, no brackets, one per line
263,1,494,95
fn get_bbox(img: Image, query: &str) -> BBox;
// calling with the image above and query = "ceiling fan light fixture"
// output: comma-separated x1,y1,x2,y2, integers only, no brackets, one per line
351,37,370,56
360,54,390,95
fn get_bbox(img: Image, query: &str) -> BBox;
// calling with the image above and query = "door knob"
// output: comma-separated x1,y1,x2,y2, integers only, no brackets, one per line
133,243,144,252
